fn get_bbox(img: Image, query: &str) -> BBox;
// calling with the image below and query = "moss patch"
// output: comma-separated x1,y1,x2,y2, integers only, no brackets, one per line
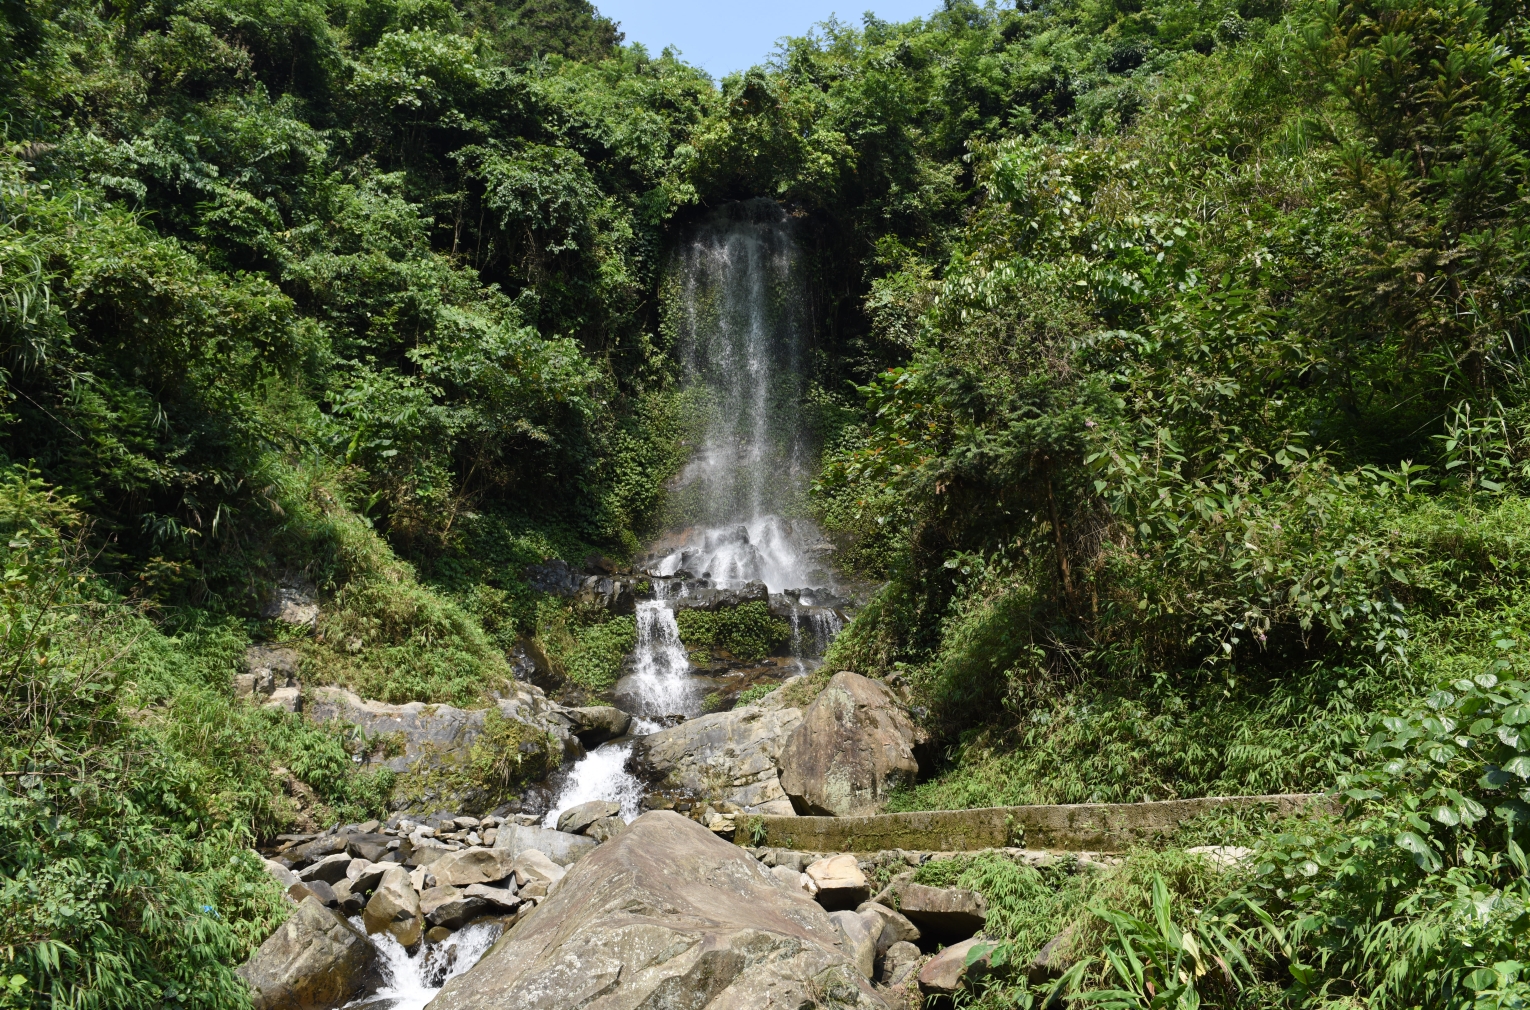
392,708,561,813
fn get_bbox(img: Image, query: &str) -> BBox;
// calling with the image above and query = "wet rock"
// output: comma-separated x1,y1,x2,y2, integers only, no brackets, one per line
671,578,770,612
918,937,1000,996
806,853,869,910
431,847,515,887
778,671,921,817
523,559,585,596
363,866,423,946
829,909,878,979
561,706,632,745
426,925,452,943
237,896,376,1010
492,823,598,867
420,886,490,930
630,702,803,814
556,800,620,835
426,811,886,1010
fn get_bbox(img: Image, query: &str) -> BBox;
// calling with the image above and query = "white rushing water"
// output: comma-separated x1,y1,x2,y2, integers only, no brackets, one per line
541,201,844,829
343,920,500,1010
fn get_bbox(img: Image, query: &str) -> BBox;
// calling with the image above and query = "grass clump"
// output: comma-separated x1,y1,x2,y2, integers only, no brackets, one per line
675,602,790,661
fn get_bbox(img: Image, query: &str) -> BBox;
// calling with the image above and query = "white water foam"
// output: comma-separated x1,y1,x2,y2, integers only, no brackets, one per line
343,919,500,1010
623,600,696,718
541,739,648,829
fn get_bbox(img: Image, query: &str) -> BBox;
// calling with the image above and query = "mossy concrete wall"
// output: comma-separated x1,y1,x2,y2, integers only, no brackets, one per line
756,793,1334,853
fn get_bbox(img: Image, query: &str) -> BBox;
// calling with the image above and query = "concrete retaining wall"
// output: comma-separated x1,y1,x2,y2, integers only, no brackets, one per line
755,793,1334,853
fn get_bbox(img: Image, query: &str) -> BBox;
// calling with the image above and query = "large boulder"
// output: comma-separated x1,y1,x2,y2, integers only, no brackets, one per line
427,811,887,1010
556,800,620,835
236,896,376,1010
778,671,921,817
432,847,516,887
491,823,597,866
362,866,423,946
631,702,803,814
806,853,869,910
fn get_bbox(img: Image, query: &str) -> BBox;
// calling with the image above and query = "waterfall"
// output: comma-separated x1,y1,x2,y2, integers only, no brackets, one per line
542,202,845,830
343,920,500,1010
622,600,697,720
654,201,836,595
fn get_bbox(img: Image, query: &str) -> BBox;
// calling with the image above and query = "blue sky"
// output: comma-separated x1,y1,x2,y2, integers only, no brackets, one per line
594,0,942,78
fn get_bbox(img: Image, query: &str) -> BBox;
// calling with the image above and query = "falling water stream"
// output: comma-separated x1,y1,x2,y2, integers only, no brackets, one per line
544,201,846,841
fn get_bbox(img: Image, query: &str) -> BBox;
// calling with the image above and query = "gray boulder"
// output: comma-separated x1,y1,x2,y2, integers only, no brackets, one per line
857,901,921,953
420,886,490,929
236,896,376,1010
556,800,620,835
345,833,394,863
363,866,422,946
630,702,803,814
881,940,922,987
562,706,632,745
298,852,351,884
778,671,921,817
829,909,878,980
877,880,987,941
431,847,515,887
918,937,999,996
427,811,886,1010
492,823,597,866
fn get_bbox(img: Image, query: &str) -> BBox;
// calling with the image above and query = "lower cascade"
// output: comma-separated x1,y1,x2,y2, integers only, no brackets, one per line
343,921,500,1010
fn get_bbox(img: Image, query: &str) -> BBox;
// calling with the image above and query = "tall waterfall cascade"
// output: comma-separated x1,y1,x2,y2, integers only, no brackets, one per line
544,201,847,830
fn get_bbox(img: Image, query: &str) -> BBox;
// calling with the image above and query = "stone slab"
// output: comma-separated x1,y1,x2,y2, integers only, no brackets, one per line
754,793,1335,853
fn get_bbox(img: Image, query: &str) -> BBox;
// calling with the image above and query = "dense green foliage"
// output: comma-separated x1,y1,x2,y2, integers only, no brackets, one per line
8,0,1530,1004
674,601,791,661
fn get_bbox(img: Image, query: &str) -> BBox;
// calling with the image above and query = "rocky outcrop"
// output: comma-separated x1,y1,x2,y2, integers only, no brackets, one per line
631,701,803,814
236,896,376,1010
777,671,921,817
307,684,578,776
426,811,887,1010
671,579,769,612
561,706,632,745
305,683,578,812
524,559,637,614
